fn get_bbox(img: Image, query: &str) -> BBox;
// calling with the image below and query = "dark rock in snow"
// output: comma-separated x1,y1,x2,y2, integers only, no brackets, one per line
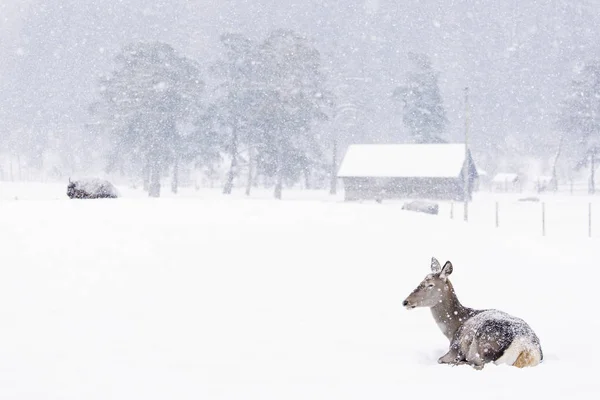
402,200,439,215
67,178,119,199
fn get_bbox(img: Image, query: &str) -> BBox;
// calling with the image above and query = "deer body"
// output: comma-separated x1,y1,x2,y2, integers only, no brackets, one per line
403,258,543,370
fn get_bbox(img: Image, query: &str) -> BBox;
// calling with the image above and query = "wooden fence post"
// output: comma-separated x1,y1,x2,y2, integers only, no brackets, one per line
542,202,546,236
570,179,573,195
495,201,499,228
589,203,592,238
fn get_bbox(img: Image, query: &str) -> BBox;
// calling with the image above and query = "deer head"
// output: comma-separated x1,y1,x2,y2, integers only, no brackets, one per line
403,257,453,309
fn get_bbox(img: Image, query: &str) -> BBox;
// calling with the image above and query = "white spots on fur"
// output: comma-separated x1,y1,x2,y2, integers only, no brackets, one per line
454,311,458,315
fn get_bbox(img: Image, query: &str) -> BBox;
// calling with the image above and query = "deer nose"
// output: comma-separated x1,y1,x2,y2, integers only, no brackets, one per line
402,300,409,307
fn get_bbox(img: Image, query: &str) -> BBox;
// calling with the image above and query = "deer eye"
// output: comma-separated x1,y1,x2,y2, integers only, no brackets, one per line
426,283,435,289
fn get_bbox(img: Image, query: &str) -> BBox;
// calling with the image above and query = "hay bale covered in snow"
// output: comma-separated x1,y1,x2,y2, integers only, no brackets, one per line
401,200,439,215
67,178,119,199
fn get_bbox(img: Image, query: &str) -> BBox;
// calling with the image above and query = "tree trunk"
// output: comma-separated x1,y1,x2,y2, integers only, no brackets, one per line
253,155,260,188
149,171,161,197
142,160,150,192
274,141,283,200
551,132,564,192
171,120,180,194
148,156,161,198
171,156,179,194
330,134,338,195
223,127,238,195
274,176,283,199
590,151,596,195
304,168,311,190
245,146,253,196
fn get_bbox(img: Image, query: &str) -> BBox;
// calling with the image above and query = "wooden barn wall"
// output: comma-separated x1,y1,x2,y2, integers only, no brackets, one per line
343,177,472,201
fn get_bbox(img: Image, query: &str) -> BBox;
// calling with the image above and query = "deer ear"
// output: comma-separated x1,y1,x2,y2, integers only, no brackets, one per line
431,257,442,273
440,261,453,279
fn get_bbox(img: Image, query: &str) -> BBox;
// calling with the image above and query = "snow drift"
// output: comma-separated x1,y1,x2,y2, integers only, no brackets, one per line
0,186,599,399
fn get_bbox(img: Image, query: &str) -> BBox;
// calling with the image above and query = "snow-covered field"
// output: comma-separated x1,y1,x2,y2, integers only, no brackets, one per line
1,182,599,399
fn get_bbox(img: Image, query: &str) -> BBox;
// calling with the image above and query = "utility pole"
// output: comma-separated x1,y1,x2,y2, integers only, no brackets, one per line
330,131,337,195
463,87,470,222
590,150,596,195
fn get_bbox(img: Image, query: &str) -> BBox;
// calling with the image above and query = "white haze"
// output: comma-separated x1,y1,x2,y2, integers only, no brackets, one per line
1,0,599,179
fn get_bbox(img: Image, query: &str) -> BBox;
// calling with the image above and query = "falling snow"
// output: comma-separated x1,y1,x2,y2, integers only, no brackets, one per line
1,1,600,399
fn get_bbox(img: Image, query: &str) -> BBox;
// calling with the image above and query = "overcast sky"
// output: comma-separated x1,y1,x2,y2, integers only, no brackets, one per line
2,0,600,167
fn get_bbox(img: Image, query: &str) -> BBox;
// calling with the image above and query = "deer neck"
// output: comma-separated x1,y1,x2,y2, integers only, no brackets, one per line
430,280,475,341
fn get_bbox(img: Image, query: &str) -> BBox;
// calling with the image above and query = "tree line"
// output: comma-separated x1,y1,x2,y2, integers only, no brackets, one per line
65,29,600,197
90,30,334,198
88,29,455,198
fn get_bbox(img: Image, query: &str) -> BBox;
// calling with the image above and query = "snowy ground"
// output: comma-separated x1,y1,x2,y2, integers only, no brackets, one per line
1,182,599,399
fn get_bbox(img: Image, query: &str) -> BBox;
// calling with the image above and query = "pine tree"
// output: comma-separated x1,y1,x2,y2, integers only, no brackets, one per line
257,29,330,199
557,60,600,193
210,33,262,195
96,41,203,197
393,52,447,143
558,60,600,153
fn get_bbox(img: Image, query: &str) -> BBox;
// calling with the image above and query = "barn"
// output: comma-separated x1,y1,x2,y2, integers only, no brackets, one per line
491,173,521,192
337,143,478,202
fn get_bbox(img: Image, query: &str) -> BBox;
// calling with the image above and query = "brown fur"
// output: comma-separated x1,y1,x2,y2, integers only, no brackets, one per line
513,350,536,368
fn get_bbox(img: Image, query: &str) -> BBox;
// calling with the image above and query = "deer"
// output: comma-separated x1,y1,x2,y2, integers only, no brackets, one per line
402,257,543,370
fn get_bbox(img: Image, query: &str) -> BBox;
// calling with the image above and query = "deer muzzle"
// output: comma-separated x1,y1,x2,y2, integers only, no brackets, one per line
402,299,416,310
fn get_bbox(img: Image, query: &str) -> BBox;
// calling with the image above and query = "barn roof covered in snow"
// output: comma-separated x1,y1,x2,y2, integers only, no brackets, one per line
337,143,476,178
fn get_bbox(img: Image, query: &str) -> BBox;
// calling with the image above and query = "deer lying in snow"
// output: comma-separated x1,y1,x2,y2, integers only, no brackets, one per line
403,257,543,370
